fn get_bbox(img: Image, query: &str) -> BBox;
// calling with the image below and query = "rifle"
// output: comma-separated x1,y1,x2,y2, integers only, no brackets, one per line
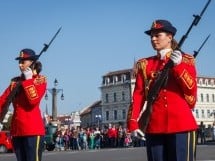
0,27,62,123
138,0,211,132
193,34,210,58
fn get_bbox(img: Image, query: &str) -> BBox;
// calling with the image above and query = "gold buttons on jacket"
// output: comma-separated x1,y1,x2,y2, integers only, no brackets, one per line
163,89,167,108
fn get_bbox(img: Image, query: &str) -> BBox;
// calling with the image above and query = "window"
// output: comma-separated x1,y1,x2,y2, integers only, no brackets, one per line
207,110,211,118
122,74,126,82
212,110,215,118
205,79,208,86
206,94,209,102
122,109,126,119
201,93,204,102
109,76,113,84
201,109,205,118
113,76,118,84
212,94,215,102
211,79,214,86
114,110,117,120
122,91,125,101
199,79,202,85
106,111,109,121
105,77,110,85
195,109,199,118
114,93,117,102
105,93,109,103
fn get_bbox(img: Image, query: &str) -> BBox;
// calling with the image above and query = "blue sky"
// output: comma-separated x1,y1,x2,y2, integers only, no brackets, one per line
0,0,214,115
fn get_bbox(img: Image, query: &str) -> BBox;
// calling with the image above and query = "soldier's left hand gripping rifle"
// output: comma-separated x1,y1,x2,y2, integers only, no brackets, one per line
0,27,62,123
136,0,211,132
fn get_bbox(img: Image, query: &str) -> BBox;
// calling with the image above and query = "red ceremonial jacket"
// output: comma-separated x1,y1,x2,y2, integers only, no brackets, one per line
127,51,198,134
0,74,46,136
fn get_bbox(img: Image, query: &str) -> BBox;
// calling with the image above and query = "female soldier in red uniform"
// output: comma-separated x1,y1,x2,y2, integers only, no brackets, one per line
127,20,197,161
0,49,47,161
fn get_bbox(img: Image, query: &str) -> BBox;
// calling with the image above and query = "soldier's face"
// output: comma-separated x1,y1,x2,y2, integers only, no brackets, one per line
18,59,33,71
150,31,172,51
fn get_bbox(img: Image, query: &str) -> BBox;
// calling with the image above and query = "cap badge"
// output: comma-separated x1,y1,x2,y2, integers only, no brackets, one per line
152,21,163,29
20,52,24,58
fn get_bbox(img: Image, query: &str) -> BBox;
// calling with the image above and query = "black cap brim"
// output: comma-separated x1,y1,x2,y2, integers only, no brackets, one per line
144,28,176,36
144,30,152,35
15,55,39,61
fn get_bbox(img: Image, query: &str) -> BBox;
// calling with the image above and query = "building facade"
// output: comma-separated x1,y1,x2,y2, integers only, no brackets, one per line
80,100,102,128
194,76,215,127
100,69,135,127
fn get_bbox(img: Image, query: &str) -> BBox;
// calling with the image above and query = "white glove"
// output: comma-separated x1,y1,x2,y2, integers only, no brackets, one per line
22,67,33,80
132,129,146,141
170,50,182,66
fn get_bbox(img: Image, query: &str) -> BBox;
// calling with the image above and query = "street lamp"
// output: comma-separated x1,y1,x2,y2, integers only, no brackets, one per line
95,114,101,128
45,78,64,121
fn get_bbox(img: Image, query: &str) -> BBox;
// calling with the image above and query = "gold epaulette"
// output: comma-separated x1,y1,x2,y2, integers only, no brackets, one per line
25,75,46,100
11,76,20,82
182,54,195,65
10,77,20,91
136,58,150,99
136,58,148,76
34,75,47,85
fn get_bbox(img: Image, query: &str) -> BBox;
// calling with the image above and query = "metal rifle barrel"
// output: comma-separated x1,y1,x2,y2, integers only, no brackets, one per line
178,0,211,48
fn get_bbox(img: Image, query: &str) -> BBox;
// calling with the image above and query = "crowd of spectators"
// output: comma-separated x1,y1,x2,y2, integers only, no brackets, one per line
197,121,215,144
53,123,145,151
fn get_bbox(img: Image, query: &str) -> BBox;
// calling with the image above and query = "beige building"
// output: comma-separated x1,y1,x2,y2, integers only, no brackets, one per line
194,76,215,127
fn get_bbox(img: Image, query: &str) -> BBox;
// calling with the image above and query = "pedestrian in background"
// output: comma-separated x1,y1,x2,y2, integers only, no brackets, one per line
212,122,215,141
127,20,198,161
199,121,206,144
0,49,47,161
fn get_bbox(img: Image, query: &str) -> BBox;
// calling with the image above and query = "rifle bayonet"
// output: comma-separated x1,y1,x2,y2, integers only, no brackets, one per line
193,34,210,58
178,0,211,47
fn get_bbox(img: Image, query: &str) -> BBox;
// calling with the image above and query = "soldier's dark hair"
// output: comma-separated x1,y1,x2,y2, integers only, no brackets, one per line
171,38,179,50
34,61,42,74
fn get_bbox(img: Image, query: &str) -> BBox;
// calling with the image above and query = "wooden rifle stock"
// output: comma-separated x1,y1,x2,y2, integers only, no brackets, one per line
0,27,61,123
